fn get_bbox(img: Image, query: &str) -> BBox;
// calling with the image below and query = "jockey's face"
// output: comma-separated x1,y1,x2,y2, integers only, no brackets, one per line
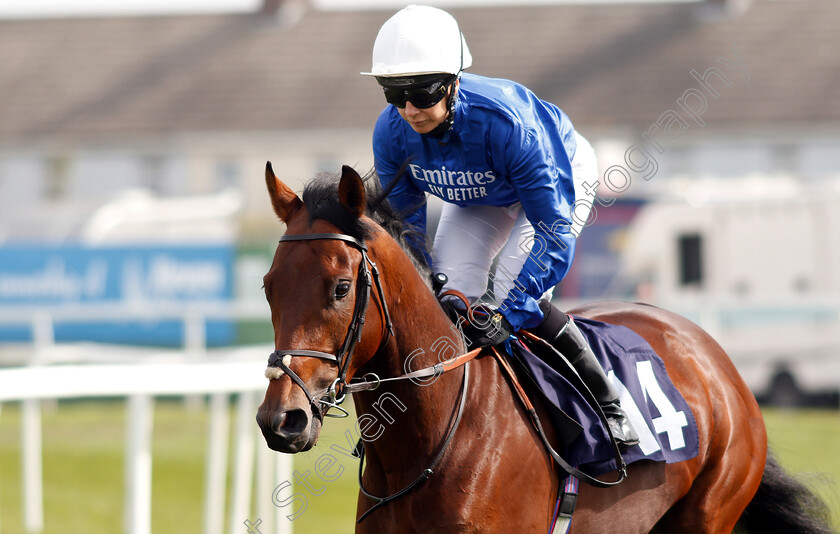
397,84,454,134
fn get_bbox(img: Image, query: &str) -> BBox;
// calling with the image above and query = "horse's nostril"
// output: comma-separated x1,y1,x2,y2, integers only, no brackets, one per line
273,409,308,437
270,412,286,432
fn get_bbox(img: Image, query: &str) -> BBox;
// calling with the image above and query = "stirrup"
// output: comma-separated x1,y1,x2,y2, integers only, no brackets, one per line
602,403,640,450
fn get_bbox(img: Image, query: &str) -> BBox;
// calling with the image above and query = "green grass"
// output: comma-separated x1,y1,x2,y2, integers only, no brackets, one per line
0,400,208,534
0,398,360,534
1,402,838,533
762,408,840,530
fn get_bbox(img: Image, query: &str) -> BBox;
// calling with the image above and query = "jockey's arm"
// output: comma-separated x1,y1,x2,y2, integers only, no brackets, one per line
496,130,578,332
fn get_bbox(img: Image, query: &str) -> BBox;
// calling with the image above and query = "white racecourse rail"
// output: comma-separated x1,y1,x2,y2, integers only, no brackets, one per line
0,304,292,534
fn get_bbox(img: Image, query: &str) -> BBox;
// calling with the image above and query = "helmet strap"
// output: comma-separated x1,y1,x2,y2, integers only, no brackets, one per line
425,78,459,139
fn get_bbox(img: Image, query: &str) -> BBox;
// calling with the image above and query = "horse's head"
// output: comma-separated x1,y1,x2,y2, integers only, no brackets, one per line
256,162,394,453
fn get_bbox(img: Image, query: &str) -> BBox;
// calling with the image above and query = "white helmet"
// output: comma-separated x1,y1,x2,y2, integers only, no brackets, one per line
361,5,472,78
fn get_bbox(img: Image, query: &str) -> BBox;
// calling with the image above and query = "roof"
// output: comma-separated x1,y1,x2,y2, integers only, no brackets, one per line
1,0,837,144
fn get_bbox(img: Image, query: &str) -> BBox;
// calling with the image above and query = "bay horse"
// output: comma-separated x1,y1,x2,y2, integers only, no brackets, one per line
256,163,833,533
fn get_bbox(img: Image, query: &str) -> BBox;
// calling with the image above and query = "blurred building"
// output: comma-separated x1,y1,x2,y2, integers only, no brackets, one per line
1,0,839,397
0,0,837,242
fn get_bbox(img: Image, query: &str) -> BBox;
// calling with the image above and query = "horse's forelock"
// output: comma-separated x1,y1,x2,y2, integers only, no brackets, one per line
302,171,375,241
300,169,431,277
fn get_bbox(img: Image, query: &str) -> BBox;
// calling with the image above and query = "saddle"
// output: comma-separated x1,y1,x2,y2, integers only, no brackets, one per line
490,332,625,487
498,319,699,479
437,285,698,482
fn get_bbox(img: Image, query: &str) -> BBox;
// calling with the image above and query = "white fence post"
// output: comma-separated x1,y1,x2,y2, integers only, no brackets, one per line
256,435,275,534
184,310,207,359
22,312,52,534
275,452,293,534
184,310,208,411
203,393,230,534
124,395,154,534
0,400,3,534
228,392,257,534
0,327,275,534
21,400,43,533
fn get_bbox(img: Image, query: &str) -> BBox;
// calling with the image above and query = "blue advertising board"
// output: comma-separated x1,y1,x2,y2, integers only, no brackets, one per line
0,244,235,346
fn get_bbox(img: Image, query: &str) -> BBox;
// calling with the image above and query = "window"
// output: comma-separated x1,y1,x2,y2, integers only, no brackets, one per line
770,144,799,177
667,146,691,177
141,155,165,194
678,233,703,287
215,159,240,191
44,155,70,201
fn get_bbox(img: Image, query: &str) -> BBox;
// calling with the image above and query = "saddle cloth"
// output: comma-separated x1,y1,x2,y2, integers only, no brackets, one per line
507,316,700,477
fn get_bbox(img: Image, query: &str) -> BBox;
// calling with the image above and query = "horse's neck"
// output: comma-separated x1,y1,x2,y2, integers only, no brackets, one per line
355,233,469,461
371,229,466,377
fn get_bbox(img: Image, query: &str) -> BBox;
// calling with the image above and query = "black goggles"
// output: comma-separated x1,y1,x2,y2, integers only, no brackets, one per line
380,77,454,109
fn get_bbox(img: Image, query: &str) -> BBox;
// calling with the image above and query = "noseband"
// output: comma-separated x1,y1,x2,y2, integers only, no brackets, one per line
267,232,393,419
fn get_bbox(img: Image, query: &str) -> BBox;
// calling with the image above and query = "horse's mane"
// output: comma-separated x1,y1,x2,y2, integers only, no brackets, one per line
301,169,432,279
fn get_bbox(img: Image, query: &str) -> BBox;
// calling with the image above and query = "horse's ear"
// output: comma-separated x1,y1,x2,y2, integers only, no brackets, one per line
338,165,366,218
265,161,302,222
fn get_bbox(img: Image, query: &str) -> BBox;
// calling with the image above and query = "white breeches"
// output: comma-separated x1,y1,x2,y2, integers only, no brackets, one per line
433,132,598,304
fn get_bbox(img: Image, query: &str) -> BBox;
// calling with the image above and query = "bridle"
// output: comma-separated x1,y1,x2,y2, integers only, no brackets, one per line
266,232,393,420
265,230,483,522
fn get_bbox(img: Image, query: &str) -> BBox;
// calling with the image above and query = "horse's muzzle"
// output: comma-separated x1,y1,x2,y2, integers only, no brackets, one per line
256,404,321,453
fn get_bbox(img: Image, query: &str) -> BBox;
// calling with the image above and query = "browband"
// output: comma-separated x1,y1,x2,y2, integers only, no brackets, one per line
279,233,367,250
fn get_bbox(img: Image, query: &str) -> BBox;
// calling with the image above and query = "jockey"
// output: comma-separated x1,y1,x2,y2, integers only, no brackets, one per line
362,5,638,449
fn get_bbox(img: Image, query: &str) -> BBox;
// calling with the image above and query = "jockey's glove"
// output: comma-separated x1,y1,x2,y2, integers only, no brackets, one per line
461,305,515,349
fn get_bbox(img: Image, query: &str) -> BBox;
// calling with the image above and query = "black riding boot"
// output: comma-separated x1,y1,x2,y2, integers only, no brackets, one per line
532,300,640,450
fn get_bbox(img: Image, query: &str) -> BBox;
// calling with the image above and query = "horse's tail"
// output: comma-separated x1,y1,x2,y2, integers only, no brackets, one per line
736,451,836,534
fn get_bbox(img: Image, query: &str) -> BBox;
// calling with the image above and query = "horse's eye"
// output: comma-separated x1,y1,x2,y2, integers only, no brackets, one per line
335,281,351,299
